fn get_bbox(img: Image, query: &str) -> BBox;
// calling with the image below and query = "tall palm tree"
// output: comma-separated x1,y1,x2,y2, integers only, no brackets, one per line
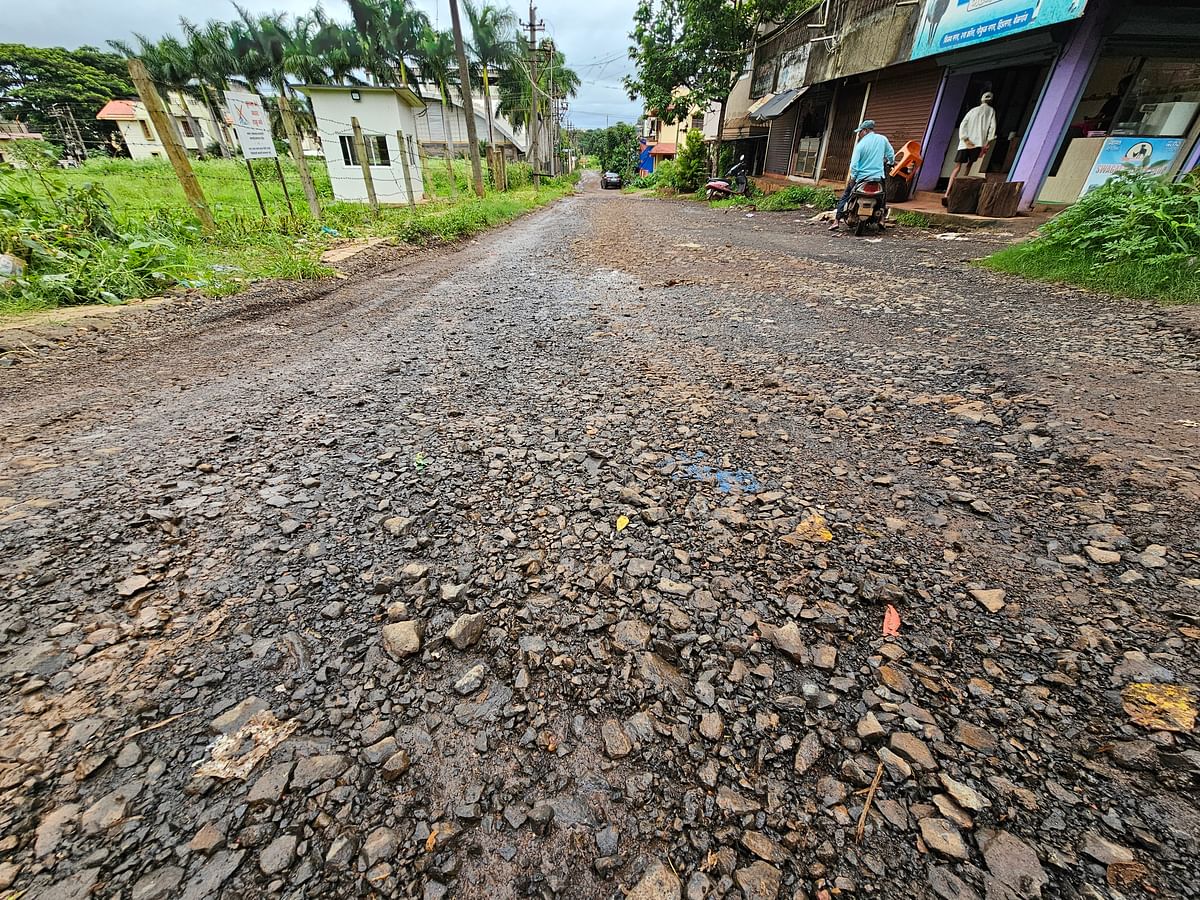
282,14,334,86
464,1,520,147
344,0,428,88
109,33,209,158
228,6,322,216
227,8,291,90
310,7,363,85
418,26,461,195
180,18,238,158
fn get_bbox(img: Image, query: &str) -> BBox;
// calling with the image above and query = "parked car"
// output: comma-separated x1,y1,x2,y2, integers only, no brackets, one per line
601,171,623,189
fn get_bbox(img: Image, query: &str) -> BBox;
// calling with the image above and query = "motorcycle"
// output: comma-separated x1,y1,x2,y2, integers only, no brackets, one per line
843,178,887,236
705,156,749,200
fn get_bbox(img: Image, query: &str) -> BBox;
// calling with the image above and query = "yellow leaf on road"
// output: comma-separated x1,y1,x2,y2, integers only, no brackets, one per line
616,515,630,532
1121,682,1197,733
781,512,833,547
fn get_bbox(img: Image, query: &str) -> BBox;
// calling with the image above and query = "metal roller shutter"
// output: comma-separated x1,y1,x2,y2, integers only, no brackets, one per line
822,83,868,182
765,105,800,175
863,63,943,152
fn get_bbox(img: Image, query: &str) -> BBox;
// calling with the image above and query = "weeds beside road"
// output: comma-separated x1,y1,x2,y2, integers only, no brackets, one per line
0,154,578,316
983,171,1200,304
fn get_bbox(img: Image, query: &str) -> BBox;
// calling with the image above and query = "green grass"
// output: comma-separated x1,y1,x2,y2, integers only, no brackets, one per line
980,172,1200,305
891,210,931,227
1,156,577,316
709,195,756,209
756,185,836,212
980,242,1200,305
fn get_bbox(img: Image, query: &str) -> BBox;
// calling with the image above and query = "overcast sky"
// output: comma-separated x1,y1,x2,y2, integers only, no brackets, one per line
7,0,642,129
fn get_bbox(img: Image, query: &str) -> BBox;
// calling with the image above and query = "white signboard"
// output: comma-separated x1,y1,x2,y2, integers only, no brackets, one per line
225,89,277,159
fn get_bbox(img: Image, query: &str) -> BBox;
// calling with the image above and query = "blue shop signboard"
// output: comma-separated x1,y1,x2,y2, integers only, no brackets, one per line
1080,137,1184,197
911,0,1088,60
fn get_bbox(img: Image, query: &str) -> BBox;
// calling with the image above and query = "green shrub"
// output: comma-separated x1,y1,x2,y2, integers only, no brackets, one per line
983,171,1200,303
0,159,190,310
757,185,836,212
672,129,708,194
653,159,678,196
717,145,734,178
506,162,533,190
1035,171,1198,265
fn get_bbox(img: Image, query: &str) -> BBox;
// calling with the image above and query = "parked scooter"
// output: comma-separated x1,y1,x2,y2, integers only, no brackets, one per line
705,156,749,200
843,178,887,236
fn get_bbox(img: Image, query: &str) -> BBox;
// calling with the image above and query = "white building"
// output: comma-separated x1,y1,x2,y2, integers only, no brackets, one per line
0,121,45,165
412,84,527,160
96,93,236,161
302,85,427,206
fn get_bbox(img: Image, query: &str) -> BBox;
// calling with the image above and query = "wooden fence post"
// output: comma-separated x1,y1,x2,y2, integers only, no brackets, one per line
126,58,215,231
278,92,322,221
418,142,435,198
396,128,417,209
351,116,379,214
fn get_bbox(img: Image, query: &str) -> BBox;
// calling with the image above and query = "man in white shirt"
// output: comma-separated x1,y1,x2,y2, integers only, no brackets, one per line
943,92,997,204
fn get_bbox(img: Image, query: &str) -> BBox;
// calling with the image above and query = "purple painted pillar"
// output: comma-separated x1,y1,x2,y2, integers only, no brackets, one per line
1011,0,1112,208
916,72,972,192
1181,138,1200,176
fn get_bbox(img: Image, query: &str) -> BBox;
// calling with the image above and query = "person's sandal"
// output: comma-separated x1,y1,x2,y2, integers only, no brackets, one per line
828,221,840,231
940,196,948,207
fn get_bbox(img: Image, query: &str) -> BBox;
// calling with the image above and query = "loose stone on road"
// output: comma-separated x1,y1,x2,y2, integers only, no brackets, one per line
1,174,1198,898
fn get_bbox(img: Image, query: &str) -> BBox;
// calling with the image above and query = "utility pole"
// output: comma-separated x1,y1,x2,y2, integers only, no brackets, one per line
62,105,87,164
449,0,485,197
278,91,322,220
127,59,215,231
350,116,379,214
522,2,544,188
49,105,86,165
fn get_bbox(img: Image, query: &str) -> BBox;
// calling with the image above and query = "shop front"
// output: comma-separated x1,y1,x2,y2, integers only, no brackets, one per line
1038,49,1200,203
910,0,1200,207
1011,0,1200,207
755,85,832,180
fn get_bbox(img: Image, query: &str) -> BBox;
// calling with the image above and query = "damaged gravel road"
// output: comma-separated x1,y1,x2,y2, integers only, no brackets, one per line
1,176,1198,900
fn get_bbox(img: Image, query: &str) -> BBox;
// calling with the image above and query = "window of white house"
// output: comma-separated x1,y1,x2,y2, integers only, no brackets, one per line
179,118,193,138
139,120,154,141
691,114,704,131
339,134,391,166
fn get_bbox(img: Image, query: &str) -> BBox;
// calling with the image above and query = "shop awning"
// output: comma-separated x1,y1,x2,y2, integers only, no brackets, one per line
721,114,769,134
649,143,676,156
750,87,808,121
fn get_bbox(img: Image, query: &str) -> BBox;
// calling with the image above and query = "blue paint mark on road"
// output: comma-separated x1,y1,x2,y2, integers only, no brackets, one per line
663,451,761,494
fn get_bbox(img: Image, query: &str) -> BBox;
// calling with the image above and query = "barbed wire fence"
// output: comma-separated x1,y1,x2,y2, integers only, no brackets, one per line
1,90,542,228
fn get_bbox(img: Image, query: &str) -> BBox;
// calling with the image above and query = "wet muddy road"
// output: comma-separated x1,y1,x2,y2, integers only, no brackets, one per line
1,177,1198,899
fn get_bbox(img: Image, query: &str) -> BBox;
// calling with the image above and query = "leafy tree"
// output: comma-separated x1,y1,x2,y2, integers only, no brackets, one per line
108,34,210,158
583,122,639,177
625,0,805,172
345,0,429,88
179,19,241,157
496,38,578,170
0,44,133,149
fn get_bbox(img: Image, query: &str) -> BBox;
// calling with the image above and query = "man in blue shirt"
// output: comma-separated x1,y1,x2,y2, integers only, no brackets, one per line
831,119,896,230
